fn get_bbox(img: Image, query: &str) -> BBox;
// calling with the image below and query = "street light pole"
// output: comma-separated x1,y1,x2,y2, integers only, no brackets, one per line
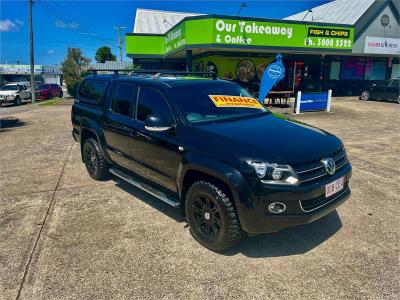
113,26,126,62
28,0,36,103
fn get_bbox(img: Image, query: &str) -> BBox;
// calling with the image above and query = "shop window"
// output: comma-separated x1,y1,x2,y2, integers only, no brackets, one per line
330,61,340,80
365,59,386,80
391,64,399,79
340,58,365,80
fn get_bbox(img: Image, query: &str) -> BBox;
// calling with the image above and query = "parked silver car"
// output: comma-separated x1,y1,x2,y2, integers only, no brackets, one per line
0,84,31,106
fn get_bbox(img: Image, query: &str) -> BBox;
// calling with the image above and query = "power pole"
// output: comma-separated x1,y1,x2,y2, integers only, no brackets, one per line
28,0,36,103
113,26,126,62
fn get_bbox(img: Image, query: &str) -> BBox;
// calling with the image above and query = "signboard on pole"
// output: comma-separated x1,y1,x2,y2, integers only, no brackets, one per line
295,90,332,114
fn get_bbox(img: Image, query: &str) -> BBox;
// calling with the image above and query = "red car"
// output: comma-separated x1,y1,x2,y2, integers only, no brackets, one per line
36,84,63,100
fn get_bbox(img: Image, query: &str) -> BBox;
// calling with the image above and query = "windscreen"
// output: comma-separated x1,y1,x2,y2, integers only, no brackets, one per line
1,85,18,91
171,82,267,123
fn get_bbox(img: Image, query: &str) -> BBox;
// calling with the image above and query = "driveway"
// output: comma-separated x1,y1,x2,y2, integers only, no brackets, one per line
0,98,399,299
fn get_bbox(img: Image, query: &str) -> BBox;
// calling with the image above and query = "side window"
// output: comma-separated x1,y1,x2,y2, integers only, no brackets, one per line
111,83,137,117
137,87,172,122
79,80,107,104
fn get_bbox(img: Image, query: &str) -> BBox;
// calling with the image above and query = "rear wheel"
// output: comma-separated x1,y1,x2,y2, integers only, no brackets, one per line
185,181,245,251
83,138,109,180
361,91,370,101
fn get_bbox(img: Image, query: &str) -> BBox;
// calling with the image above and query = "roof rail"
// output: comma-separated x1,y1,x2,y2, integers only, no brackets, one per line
148,71,217,80
129,70,217,79
87,69,217,79
89,69,120,76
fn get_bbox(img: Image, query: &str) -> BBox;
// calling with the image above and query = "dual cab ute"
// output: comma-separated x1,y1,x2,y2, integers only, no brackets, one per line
71,72,352,251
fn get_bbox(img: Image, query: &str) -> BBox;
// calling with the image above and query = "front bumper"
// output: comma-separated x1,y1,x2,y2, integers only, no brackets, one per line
236,163,352,234
0,96,15,103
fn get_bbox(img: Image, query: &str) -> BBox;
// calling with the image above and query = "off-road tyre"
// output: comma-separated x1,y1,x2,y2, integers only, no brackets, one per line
185,180,246,251
83,138,109,180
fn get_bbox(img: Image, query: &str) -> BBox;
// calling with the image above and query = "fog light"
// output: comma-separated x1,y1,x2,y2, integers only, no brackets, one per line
268,202,286,214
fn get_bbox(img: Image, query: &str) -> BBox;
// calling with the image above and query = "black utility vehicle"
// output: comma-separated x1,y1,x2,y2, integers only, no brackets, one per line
72,72,352,251
360,79,400,104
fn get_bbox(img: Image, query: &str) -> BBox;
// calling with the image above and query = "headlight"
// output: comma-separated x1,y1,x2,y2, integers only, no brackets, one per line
248,161,299,186
6,94,16,100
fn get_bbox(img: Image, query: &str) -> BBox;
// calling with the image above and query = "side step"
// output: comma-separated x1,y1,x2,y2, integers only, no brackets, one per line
109,167,180,208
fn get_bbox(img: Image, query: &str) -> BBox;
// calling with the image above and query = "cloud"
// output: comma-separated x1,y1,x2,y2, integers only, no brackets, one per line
55,19,79,29
0,19,20,32
14,19,24,26
48,49,55,55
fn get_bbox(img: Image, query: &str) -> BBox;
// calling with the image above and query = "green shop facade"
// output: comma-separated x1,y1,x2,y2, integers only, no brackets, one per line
126,14,399,96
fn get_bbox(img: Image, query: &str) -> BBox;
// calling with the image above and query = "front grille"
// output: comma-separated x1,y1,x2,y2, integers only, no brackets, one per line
294,147,348,184
300,184,348,212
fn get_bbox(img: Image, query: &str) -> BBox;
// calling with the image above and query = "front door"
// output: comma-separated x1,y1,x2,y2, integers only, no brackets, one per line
127,86,183,192
385,79,400,100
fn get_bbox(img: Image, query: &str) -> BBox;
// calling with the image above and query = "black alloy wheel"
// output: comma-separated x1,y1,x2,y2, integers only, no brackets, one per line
186,181,245,251
82,138,109,180
192,193,222,238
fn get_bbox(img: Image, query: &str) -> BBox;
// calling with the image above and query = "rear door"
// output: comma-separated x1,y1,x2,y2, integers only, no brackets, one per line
103,82,139,170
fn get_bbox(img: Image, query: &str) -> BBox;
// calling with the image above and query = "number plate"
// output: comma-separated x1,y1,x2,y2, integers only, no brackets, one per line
325,177,344,198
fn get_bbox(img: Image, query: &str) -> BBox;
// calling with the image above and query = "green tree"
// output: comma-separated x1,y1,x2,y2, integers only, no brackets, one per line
61,48,91,95
95,46,117,63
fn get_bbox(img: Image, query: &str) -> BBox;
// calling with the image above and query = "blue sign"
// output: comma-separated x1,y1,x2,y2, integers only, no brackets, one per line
258,54,285,103
294,91,332,113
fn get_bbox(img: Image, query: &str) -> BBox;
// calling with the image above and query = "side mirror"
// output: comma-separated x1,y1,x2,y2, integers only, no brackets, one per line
145,114,172,132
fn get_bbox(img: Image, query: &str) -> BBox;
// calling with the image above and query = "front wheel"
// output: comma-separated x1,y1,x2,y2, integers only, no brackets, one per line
82,138,109,180
14,96,21,106
361,91,370,101
185,181,245,251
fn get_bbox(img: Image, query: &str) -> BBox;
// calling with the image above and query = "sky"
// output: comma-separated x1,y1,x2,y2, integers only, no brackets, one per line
0,0,330,66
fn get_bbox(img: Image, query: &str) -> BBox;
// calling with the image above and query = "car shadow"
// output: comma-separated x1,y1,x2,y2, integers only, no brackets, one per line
223,210,342,258
113,176,342,257
0,119,27,132
113,179,185,223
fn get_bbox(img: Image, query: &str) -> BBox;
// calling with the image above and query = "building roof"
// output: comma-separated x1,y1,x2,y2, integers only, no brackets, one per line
133,8,203,34
284,0,376,25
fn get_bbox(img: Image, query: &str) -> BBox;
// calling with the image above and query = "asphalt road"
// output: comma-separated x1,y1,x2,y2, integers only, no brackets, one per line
0,98,399,299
